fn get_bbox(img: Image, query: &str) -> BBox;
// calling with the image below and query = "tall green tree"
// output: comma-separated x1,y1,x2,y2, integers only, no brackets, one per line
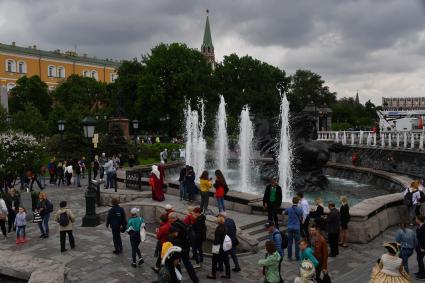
136,43,213,138
9,76,51,119
213,54,288,127
287,69,337,112
11,103,48,138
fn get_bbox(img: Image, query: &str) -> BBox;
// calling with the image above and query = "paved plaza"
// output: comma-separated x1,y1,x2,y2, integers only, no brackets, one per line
1,179,422,283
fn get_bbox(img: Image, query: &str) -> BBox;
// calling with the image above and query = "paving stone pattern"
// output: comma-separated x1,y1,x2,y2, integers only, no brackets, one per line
0,179,422,283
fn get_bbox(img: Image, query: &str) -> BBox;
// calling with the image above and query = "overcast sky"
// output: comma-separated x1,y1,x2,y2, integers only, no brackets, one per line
1,0,425,105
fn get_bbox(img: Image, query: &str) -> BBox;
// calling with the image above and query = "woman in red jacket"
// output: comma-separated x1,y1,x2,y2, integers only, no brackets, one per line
214,170,228,213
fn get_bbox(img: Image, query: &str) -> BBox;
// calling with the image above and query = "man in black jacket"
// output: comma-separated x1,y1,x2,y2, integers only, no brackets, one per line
179,166,187,201
106,198,127,254
326,202,341,257
263,178,282,228
223,213,241,272
5,188,20,233
416,215,425,279
171,213,199,283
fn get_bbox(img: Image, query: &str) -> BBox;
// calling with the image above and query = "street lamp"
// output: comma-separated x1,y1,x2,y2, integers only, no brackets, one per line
57,120,65,158
81,116,99,227
132,119,139,144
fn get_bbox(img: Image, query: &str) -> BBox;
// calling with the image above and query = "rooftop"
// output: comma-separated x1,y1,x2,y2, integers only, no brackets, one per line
0,42,121,68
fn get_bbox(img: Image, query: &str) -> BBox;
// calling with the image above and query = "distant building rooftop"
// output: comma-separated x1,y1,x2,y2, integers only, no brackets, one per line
0,42,121,68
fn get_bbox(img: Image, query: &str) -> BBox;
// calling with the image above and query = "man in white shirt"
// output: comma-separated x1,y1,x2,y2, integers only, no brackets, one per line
297,192,310,241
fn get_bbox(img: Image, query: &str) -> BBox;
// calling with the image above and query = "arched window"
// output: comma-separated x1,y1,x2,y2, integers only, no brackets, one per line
5,59,16,72
57,66,65,78
17,61,27,74
91,70,98,80
48,65,56,77
83,70,90,77
6,83,16,92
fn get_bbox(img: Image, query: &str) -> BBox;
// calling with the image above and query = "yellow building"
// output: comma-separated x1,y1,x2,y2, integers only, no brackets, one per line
0,42,120,91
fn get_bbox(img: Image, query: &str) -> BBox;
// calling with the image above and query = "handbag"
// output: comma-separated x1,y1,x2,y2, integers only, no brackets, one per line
223,235,233,252
33,212,42,223
212,244,220,254
140,223,146,242
320,272,332,283
0,212,6,220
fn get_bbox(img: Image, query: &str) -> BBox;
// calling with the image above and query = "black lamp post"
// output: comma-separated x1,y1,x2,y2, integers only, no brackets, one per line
81,116,99,227
57,120,65,159
132,119,139,144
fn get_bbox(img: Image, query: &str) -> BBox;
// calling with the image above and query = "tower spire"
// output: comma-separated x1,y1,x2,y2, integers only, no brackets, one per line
355,90,360,104
201,9,215,66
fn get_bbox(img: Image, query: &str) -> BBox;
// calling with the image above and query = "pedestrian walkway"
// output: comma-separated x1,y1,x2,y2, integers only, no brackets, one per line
1,182,422,282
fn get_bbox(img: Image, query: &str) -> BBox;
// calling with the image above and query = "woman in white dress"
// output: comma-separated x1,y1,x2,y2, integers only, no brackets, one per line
370,242,410,283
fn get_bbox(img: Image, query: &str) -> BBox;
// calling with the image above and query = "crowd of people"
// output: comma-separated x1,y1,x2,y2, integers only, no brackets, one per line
3,156,425,282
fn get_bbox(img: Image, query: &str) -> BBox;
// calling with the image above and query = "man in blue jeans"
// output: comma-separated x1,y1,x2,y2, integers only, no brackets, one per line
284,196,303,261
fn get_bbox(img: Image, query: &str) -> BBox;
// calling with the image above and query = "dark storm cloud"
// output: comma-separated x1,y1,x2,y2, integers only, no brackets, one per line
1,0,425,103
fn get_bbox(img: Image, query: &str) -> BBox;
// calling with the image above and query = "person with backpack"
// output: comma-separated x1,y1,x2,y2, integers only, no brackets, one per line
265,221,284,281
404,181,421,225
284,196,303,261
222,212,241,273
191,207,206,268
54,201,75,252
207,214,231,279
309,225,329,280
36,192,53,238
214,170,228,213
170,213,199,283
106,198,127,254
263,178,282,229
125,208,145,268
258,241,282,283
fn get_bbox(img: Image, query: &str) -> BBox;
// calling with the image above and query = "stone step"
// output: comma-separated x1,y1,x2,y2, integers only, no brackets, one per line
239,219,267,230
255,230,271,242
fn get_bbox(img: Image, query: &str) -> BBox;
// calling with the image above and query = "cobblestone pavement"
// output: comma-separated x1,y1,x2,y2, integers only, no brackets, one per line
0,180,422,282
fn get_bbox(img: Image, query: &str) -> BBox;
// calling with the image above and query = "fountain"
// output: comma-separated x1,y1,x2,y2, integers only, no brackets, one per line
388,133,392,148
215,95,229,174
184,100,207,177
277,92,293,200
411,133,415,149
335,131,339,143
373,133,377,146
351,133,355,146
381,134,385,147
238,106,254,192
366,132,372,146
359,131,364,145
404,132,407,148
421,133,424,150
396,133,400,148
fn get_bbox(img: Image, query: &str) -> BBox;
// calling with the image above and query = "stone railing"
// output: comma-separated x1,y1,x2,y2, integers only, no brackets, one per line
318,130,425,150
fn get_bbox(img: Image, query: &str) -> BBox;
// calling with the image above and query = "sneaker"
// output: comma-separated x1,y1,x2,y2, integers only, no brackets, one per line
138,258,144,265
113,250,120,254
232,267,241,272
131,262,137,268
39,234,45,238
61,249,68,252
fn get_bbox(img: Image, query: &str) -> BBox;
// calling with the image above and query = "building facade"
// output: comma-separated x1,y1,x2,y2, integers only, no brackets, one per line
0,42,120,92
382,96,425,110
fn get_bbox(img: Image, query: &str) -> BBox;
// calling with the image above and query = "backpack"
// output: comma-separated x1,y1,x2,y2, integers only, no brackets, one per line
46,200,54,213
59,211,70,226
420,191,425,203
404,191,413,207
224,185,229,195
273,230,288,250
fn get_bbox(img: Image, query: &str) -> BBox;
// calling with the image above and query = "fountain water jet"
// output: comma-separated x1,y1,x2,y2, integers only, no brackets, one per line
215,95,229,174
277,92,293,200
238,106,254,191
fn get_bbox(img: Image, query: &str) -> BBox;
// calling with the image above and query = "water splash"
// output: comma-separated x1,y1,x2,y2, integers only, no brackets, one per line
184,100,207,177
238,106,254,192
388,133,392,148
277,91,293,201
215,95,229,174
359,131,364,145
366,132,372,146
342,131,347,145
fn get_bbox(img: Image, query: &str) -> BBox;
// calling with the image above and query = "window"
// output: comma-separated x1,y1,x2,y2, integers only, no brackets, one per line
48,65,56,77
5,59,16,72
17,61,27,74
57,66,65,78
6,83,16,92
111,73,118,82
83,70,90,77
91,70,98,80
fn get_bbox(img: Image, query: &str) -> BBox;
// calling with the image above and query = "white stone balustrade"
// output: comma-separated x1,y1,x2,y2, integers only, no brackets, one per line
317,130,425,150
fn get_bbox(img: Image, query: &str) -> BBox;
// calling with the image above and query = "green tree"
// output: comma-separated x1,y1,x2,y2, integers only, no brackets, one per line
8,76,51,119
11,103,48,138
213,54,288,132
136,43,213,138
0,106,9,132
287,69,337,112
113,59,143,119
